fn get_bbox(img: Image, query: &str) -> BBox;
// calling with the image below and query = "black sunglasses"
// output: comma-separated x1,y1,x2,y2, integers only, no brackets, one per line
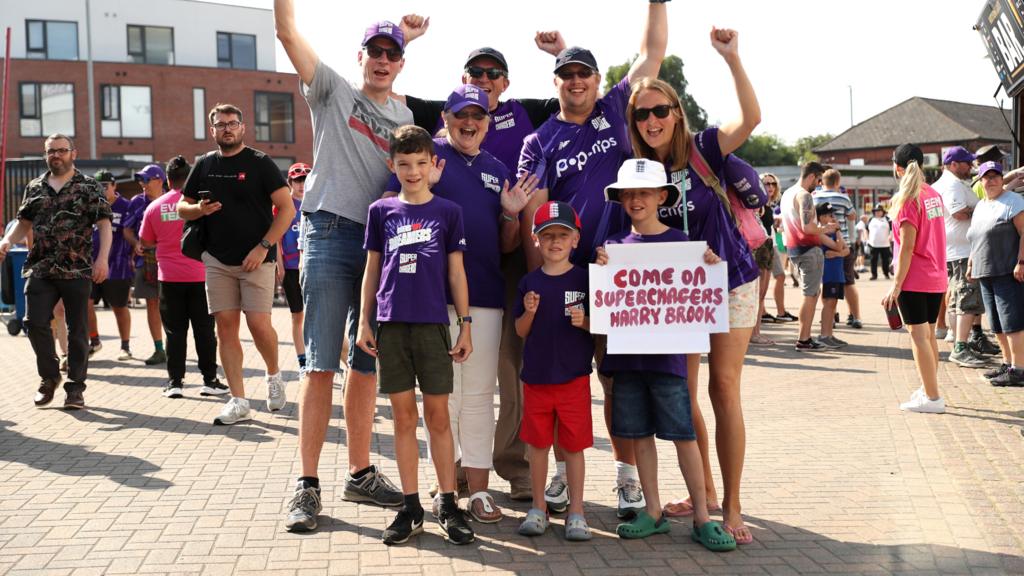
465,66,507,80
364,44,403,63
557,68,595,81
633,104,678,122
453,109,487,121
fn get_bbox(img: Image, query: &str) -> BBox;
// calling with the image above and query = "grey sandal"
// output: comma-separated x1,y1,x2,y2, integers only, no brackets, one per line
564,513,592,541
517,507,549,536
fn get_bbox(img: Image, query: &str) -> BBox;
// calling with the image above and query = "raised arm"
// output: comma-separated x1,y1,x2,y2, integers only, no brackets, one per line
626,1,668,82
275,0,319,86
713,27,761,156
535,30,566,56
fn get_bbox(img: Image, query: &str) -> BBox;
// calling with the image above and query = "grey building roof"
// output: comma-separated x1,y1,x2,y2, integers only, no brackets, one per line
814,97,1013,153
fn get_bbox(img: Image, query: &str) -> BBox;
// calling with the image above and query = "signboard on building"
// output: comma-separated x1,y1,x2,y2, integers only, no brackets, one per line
977,0,1024,96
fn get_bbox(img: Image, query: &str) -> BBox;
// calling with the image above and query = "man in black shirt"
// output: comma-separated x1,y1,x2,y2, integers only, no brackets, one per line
178,103,295,426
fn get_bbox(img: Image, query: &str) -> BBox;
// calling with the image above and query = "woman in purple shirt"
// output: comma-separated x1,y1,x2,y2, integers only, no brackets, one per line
625,27,761,545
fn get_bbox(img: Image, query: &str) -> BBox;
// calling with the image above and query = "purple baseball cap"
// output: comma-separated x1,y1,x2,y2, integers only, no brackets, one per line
942,146,975,165
134,164,166,183
723,155,767,209
444,84,488,114
362,21,404,50
977,161,1003,178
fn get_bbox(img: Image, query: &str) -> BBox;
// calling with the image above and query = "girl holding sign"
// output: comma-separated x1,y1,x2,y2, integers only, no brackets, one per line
625,26,761,545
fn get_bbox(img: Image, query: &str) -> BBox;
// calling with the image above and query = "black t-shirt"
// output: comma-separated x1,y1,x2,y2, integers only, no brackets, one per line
182,147,287,266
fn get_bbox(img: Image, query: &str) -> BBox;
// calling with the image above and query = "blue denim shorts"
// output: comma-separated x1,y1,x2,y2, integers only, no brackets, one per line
300,210,376,374
611,371,695,441
979,274,1024,334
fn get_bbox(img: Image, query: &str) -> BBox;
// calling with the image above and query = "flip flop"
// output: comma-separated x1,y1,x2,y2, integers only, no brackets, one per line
749,334,776,346
723,522,754,545
616,510,670,539
691,520,736,552
663,497,723,517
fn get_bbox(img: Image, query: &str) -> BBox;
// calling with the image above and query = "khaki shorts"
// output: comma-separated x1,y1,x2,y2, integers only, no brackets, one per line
728,278,759,329
377,322,453,395
947,258,984,315
201,251,275,314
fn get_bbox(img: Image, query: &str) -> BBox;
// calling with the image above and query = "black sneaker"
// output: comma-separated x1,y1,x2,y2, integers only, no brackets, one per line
984,363,1010,380
795,338,824,351
438,506,475,545
163,379,184,398
285,484,323,533
64,386,85,410
969,333,1001,356
990,367,1024,387
382,508,424,545
343,465,403,507
200,378,229,396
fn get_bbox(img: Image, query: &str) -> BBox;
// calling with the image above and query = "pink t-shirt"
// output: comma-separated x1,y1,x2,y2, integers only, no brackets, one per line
139,190,206,283
893,184,947,293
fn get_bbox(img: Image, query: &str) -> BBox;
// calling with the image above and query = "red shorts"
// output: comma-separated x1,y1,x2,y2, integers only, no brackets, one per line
520,375,593,452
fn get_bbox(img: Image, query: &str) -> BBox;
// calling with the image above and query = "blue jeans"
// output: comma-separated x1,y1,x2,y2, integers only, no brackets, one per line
611,371,694,441
979,274,1024,334
300,211,376,374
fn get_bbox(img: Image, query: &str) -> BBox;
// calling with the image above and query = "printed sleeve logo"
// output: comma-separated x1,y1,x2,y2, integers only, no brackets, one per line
591,115,611,132
481,172,501,194
494,111,516,130
564,290,587,316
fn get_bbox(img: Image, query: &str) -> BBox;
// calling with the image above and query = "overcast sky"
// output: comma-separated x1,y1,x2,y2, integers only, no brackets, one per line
224,0,1007,144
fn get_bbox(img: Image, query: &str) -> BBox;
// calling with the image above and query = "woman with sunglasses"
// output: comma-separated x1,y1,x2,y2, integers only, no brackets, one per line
626,27,761,545
758,173,795,325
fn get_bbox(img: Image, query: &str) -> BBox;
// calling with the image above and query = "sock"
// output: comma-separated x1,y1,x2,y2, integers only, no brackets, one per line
439,491,457,514
954,342,967,353
266,370,281,380
554,461,566,480
971,325,984,337
154,340,164,352
403,493,423,514
350,465,373,480
616,461,638,484
297,354,306,367
298,476,319,490
121,340,130,351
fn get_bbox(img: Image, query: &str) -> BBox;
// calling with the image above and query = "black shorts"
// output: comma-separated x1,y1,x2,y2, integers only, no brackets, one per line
282,268,303,313
822,282,845,300
897,291,943,326
91,279,132,308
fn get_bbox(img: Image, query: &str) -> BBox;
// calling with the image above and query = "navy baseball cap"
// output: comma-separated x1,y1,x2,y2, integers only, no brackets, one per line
465,47,508,71
554,46,598,73
533,201,581,234
816,202,835,217
362,21,404,49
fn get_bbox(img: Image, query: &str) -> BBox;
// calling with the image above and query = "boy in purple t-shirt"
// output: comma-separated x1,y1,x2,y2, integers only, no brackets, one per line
596,159,735,551
277,162,309,372
356,126,474,546
514,200,595,541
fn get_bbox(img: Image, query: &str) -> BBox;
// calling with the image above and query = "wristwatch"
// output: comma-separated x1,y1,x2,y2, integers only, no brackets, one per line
259,239,272,250
457,315,473,327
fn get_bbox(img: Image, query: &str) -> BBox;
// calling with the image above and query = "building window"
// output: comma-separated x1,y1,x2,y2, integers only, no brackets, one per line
193,88,206,140
26,20,78,60
127,25,174,65
217,32,256,70
19,83,75,137
254,92,294,142
100,85,152,138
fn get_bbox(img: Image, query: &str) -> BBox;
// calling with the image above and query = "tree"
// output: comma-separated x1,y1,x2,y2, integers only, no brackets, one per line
733,133,798,167
604,54,708,130
793,134,834,165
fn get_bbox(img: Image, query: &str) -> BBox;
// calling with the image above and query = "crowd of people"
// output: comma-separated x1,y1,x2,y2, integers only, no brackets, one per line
1,0,1022,555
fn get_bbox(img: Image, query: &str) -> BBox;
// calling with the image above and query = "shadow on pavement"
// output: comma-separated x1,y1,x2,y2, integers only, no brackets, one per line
0,419,173,490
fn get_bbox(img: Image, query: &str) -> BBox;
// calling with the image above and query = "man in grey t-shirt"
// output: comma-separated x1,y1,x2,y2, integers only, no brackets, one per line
275,0,428,532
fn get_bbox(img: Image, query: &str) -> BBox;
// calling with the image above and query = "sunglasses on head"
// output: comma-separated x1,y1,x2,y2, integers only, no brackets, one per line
465,66,507,80
633,104,678,122
557,68,595,81
364,44,403,62
290,167,311,178
453,109,487,121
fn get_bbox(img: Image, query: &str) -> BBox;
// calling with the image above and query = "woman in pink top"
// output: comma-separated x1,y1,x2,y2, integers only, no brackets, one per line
139,156,224,399
882,144,948,414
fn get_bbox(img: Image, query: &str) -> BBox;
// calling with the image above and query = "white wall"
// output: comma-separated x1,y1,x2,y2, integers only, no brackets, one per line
0,0,275,70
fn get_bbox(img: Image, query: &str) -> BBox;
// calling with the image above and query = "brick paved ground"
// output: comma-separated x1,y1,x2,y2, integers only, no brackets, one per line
0,278,1022,575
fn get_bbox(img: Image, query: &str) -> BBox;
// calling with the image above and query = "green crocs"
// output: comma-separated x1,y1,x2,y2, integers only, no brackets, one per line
691,520,737,552
616,510,670,539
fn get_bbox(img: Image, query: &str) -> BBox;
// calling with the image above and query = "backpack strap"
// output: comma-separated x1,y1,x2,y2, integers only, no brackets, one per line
687,133,733,220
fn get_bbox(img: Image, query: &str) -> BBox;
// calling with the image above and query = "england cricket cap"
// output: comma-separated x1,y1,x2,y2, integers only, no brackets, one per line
533,201,581,234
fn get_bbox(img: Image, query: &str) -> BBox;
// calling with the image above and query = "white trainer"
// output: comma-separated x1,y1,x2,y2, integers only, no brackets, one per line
214,397,252,425
266,372,286,412
899,394,945,414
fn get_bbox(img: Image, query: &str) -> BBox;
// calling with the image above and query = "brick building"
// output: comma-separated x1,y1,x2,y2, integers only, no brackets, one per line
813,97,1012,168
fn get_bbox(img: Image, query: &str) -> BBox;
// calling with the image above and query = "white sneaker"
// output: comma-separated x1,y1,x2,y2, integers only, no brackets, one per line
544,475,569,514
266,372,286,412
944,330,955,343
899,394,945,414
214,397,251,425
615,478,645,519
117,349,133,361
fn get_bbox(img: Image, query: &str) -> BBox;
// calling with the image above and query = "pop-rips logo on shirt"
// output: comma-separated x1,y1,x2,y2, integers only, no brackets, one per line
555,137,618,178
564,290,586,316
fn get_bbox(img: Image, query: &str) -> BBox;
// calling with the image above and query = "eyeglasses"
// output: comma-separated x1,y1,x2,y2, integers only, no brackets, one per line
763,181,778,187
633,104,677,122
453,109,487,121
364,44,404,62
212,120,242,131
556,68,595,81
465,66,507,80
45,147,72,156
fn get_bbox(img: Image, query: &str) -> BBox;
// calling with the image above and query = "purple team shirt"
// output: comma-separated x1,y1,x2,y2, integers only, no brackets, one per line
656,127,758,290
388,139,509,309
279,197,303,270
599,228,689,378
364,195,466,324
123,193,152,269
518,78,633,266
515,265,594,384
92,194,134,281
